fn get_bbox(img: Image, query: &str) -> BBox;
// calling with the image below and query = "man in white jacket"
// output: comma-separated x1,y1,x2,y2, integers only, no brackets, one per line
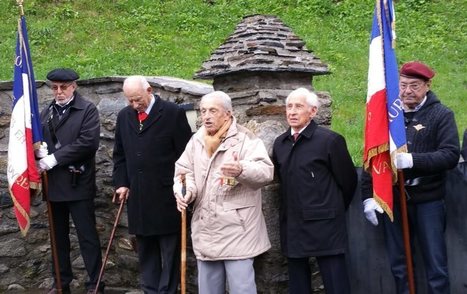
174,91,273,294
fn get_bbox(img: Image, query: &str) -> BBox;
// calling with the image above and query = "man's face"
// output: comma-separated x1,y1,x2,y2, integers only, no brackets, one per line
286,94,317,132
123,83,152,113
399,76,431,109
50,81,76,105
200,96,231,136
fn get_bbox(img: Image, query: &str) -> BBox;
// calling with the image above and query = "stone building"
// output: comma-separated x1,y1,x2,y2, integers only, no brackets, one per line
194,14,331,128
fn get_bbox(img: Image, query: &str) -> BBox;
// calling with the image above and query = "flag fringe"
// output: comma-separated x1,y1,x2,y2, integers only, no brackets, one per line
374,193,394,222
363,142,389,171
8,187,31,236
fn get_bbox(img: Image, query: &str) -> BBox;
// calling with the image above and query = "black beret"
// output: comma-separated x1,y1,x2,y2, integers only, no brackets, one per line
400,61,435,81
46,68,79,82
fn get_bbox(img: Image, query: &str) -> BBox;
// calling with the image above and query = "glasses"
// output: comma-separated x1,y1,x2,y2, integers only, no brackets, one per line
51,83,73,92
399,82,424,92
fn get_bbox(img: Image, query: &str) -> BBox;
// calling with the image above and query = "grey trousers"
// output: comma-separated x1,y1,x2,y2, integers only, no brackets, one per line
197,258,257,294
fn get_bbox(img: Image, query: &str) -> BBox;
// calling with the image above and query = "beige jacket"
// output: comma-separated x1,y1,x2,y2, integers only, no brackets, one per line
175,119,273,260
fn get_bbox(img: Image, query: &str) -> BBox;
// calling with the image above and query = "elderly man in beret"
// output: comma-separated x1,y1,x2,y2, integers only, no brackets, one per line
361,61,460,293
37,68,104,293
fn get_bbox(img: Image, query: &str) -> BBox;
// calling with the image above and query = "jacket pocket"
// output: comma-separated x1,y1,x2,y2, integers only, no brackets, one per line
222,188,256,211
302,208,336,220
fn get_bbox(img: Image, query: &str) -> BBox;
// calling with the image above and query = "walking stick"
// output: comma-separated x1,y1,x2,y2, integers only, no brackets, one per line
42,172,63,293
94,193,125,294
397,170,416,294
180,175,187,294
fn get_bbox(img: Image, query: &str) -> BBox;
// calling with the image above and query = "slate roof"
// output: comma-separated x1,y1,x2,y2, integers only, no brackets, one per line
194,14,330,79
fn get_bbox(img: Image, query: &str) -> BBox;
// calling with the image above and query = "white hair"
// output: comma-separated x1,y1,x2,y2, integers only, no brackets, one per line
200,91,233,112
286,87,320,109
123,75,151,90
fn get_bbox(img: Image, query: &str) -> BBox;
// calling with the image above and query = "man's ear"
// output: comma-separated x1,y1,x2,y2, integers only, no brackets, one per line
426,80,432,89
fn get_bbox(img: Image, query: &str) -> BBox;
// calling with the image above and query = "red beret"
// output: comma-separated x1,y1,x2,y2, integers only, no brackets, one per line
400,61,435,80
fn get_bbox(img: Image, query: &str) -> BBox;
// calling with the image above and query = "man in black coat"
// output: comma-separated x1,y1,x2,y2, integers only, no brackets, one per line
112,76,192,293
38,68,103,294
272,88,357,294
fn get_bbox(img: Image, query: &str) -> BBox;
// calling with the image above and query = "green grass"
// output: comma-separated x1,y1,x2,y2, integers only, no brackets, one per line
1,0,465,165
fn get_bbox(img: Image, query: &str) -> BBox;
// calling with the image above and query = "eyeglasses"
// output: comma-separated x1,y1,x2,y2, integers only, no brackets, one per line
51,83,73,92
399,82,424,92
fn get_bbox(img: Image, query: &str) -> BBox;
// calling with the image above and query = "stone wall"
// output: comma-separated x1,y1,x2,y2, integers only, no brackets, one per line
0,76,331,292
0,77,212,292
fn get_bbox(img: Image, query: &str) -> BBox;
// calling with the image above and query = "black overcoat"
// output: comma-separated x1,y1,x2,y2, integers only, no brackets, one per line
40,92,100,202
112,96,192,236
272,121,357,258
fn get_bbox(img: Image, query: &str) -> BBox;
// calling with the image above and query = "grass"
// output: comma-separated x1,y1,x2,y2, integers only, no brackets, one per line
1,0,465,165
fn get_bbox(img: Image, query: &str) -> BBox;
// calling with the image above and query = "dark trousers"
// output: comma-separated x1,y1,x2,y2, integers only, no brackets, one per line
288,254,350,294
136,233,180,294
50,199,103,291
383,199,449,294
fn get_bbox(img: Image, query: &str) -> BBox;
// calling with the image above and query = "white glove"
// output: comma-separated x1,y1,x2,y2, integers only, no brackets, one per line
396,152,413,169
38,154,58,171
34,142,49,159
363,198,384,226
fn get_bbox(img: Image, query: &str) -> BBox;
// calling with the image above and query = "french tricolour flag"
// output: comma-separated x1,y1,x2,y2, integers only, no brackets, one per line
7,15,43,236
363,0,407,220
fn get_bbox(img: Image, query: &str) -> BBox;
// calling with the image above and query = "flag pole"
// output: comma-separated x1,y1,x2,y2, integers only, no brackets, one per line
15,1,62,292
397,170,416,294
42,173,63,293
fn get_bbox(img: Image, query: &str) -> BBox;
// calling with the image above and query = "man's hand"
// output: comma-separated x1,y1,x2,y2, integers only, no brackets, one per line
115,187,129,202
35,142,49,159
38,154,57,172
396,152,413,169
220,151,243,177
363,198,384,226
175,190,192,212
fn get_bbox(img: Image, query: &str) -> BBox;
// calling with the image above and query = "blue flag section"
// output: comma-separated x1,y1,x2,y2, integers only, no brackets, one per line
377,0,407,154
14,16,42,143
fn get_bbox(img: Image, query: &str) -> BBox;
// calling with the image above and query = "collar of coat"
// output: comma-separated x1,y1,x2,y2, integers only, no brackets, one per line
280,120,318,143
193,116,254,152
125,95,163,132
47,91,87,111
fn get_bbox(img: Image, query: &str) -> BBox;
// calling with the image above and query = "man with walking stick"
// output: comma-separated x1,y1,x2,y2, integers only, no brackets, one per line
37,68,104,294
361,61,460,293
112,76,191,293
174,91,273,294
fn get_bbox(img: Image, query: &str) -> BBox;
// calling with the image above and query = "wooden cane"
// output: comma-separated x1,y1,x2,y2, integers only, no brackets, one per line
42,172,63,293
94,193,125,294
180,175,187,294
